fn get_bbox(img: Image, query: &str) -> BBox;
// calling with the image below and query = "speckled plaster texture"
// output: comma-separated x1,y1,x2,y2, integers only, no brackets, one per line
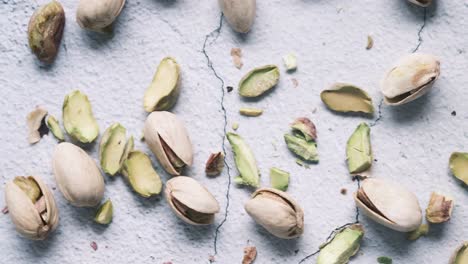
0,0,467,263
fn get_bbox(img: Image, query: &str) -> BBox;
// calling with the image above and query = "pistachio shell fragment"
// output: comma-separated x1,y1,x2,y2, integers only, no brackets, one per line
346,123,372,174
46,115,65,141
242,246,257,264
269,167,289,191
143,57,180,112
408,0,431,7
317,224,364,264
99,123,133,176
205,152,225,176
449,152,468,185
165,176,220,225
63,90,99,143
226,132,260,187
94,199,113,225
320,83,374,114
244,188,304,239
218,0,256,33
27,106,48,144
425,192,454,223
284,134,318,162
407,224,429,241
291,117,317,141
76,0,126,32
450,242,468,264
239,107,263,117
121,151,162,198
282,53,297,71
238,65,280,97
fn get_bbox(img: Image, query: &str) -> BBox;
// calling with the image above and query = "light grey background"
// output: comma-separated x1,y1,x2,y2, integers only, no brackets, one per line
0,0,467,263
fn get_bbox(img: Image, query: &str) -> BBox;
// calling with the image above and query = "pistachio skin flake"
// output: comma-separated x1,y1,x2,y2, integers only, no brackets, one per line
317,224,364,264
284,134,318,162
94,199,113,225
238,65,280,97
346,123,372,174
407,224,429,241
321,83,374,114
205,152,225,176
449,152,468,185
239,107,263,117
269,167,289,191
291,117,317,141
425,192,454,223
226,132,260,187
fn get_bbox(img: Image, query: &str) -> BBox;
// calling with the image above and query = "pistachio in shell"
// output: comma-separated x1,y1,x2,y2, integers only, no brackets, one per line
226,132,260,187
346,123,372,174
269,167,289,191
238,65,280,97
99,123,134,176
449,152,468,185
425,192,454,223
27,106,48,144
205,152,225,176
76,0,126,32
450,242,468,264
121,151,162,198
143,57,181,112
408,0,431,7
239,107,263,117
46,115,65,141
94,199,113,225
62,90,99,143
244,188,304,239
218,0,256,33
320,83,374,114
284,134,318,162
5,176,59,240
317,224,364,264
354,178,422,232
165,176,220,225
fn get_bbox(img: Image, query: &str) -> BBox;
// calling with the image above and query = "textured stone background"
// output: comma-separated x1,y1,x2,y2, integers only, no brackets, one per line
0,0,467,263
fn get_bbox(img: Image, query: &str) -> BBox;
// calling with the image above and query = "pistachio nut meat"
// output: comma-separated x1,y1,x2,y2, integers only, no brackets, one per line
381,53,440,106
317,224,364,264
450,242,468,264
165,176,220,225
291,117,317,141
46,115,65,141
227,132,260,187
218,0,256,33
269,167,289,191
449,152,468,185
76,0,126,32
244,188,304,239
144,111,193,175
4,176,59,240
53,142,105,207
354,178,422,232
238,65,280,97
121,150,162,198
94,199,113,225
62,90,100,143
346,123,372,174
99,123,134,176
320,83,374,114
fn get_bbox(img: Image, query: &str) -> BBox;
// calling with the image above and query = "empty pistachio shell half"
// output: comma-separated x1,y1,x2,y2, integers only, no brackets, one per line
76,0,126,32
94,199,113,225
205,152,225,176
269,167,289,191
244,188,304,239
27,106,48,144
218,0,256,33
5,176,59,240
317,224,364,264
284,134,318,162
425,192,454,223
449,152,468,185
450,242,468,264
121,151,162,198
381,53,440,106
354,178,422,232
346,123,372,174
408,0,431,7
99,123,133,176
226,132,260,187
238,65,280,97
291,117,317,141
28,0,65,64
46,115,65,141
165,176,220,225
53,142,105,207
63,90,99,143
144,111,193,175
321,83,374,114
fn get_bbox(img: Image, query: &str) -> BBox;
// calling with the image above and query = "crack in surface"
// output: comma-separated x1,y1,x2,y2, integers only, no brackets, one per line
369,99,384,127
412,8,427,53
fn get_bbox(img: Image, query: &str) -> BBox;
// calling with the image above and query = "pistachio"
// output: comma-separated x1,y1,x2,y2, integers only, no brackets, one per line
94,199,113,225
321,83,374,114
317,224,364,264
218,0,256,33
354,178,422,232
269,167,289,191
121,151,162,197
5,176,59,240
425,192,454,223
205,152,225,176
165,176,220,225
282,53,297,71
408,0,431,7
449,152,468,185
244,188,304,239
284,134,318,162
226,132,260,187
242,246,257,264
63,90,99,143
381,53,440,106
53,142,105,207
366,35,374,50
143,57,181,112
76,0,126,32
99,123,133,176
144,111,193,175
27,106,48,144
346,123,372,174
291,117,317,141
239,107,263,117
407,224,429,241
46,115,65,141
238,65,280,97
231,48,243,69
450,242,468,264
232,122,239,130
28,0,65,64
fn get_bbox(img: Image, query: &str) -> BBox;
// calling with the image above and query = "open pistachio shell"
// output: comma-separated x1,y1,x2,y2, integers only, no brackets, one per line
354,178,422,232
321,83,374,114
226,132,260,187
165,176,220,225
244,188,304,239
408,0,431,7
381,53,440,106
76,0,126,32
94,199,113,225
346,123,372,174
317,224,364,264
284,134,318,162
238,65,280,97
53,142,104,207
99,123,129,176
46,115,65,141
144,111,193,175
5,176,59,240
450,242,468,264
62,90,99,143
218,0,256,33
121,151,162,198
27,106,48,144
425,192,454,223
449,152,468,185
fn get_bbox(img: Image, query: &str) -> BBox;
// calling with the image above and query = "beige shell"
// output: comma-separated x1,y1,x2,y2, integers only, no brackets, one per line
381,53,440,106
76,0,126,32
244,188,304,239
354,178,422,232
5,176,59,240
408,0,431,7
218,0,256,33
52,142,104,207
143,111,193,175
165,176,220,225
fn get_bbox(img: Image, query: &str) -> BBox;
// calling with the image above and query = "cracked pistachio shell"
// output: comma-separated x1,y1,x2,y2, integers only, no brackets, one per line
226,132,260,187
244,188,304,239
408,0,431,7
218,0,256,33
46,115,65,141
27,106,48,144
238,65,280,97
450,242,468,264
381,53,440,106
94,199,113,225
320,83,374,114
28,0,65,64
121,151,162,198
53,142,105,207
284,134,318,162
99,123,130,176
449,152,468,185
5,176,59,240
354,178,422,232
143,57,180,112
425,192,454,223
291,117,317,141
165,176,220,225
317,224,364,264
346,123,372,174
144,111,193,175
63,90,99,143
269,167,289,191
76,0,125,32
